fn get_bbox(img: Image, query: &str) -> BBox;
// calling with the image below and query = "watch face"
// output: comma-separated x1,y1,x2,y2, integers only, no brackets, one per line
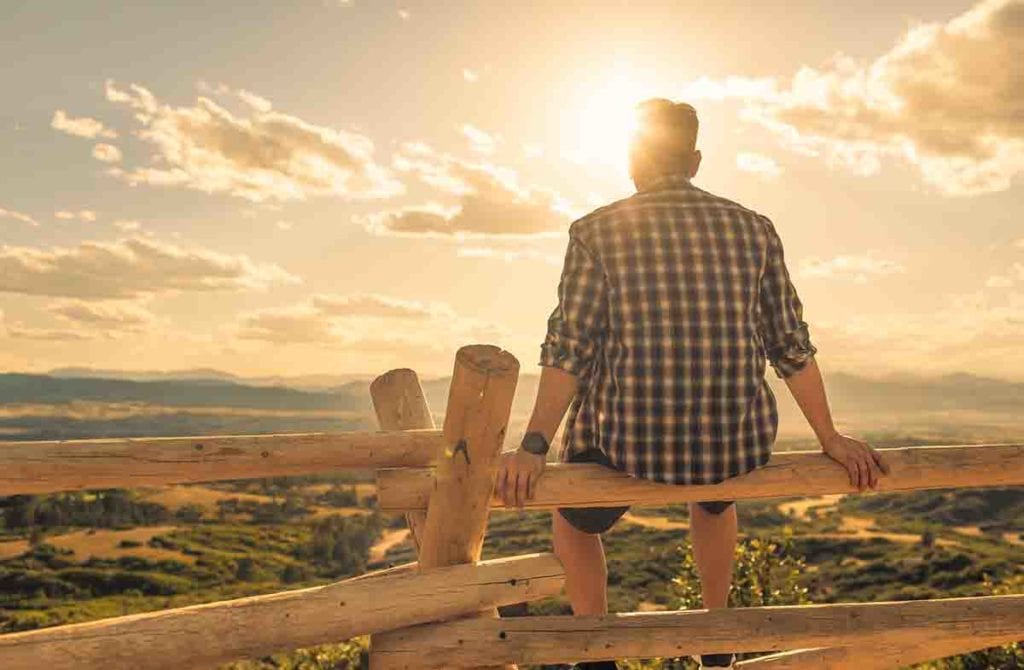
522,432,549,455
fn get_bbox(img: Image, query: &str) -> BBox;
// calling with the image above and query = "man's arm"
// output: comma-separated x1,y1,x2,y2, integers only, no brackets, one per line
496,228,607,507
495,367,578,507
783,357,889,490
756,218,889,490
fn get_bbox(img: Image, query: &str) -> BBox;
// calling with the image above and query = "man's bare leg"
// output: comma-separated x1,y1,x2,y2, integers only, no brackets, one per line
688,502,738,609
552,511,608,615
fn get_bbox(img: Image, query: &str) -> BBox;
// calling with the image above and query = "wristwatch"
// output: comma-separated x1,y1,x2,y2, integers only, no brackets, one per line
520,431,550,456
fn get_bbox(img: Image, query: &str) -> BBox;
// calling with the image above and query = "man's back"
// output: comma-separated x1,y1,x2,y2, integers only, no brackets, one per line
539,173,817,485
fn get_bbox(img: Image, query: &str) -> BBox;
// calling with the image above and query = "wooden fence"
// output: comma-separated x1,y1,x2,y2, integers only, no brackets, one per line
0,344,1021,670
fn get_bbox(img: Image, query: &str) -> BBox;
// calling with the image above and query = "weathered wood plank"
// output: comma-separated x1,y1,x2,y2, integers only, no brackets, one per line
377,444,1024,512
0,553,564,670
0,429,442,495
735,631,1024,669
369,367,437,551
371,345,520,670
368,368,437,663
369,595,1024,668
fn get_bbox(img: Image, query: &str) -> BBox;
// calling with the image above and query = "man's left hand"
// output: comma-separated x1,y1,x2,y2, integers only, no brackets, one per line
496,449,547,507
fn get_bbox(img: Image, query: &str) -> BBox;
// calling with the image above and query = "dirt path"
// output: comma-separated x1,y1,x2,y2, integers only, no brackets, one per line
370,528,411,563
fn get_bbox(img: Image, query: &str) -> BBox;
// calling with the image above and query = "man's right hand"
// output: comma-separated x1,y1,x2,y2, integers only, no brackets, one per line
820,432,891,491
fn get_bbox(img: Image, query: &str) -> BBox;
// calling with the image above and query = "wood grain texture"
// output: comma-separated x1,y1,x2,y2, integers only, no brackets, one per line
369,367,438,552
369,595,1024,668
735,631,1024,670
0,553,564,670
417,345,519,568
0,429,442,495
368,368,437,663
372,345,520,670
376,444,1024,512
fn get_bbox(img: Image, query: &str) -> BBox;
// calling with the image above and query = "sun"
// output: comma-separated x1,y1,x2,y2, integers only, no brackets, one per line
562,65,663,175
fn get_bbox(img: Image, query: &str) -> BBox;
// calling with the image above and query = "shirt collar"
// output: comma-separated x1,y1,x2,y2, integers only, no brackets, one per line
638,172,694,193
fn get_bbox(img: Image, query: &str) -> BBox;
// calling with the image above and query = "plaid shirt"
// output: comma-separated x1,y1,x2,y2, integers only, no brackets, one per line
539,173,817,485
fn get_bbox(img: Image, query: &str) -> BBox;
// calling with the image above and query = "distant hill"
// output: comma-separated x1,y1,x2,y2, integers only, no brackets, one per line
2,369,1023,444
46,367,375,392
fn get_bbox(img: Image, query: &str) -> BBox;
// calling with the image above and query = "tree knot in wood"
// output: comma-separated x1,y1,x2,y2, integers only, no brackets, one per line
452,439,471,465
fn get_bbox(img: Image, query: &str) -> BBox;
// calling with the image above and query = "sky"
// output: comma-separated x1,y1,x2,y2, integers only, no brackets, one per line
1,0,1022,381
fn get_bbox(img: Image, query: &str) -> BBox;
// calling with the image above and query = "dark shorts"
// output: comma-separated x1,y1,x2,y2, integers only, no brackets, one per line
556,447,736,535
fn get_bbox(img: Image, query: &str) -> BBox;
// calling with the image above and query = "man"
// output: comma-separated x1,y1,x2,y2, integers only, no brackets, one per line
496,98,891,670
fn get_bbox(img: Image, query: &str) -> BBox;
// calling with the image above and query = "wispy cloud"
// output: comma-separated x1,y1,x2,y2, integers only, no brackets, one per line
51,110,116,139
462,68,479,83
798,254,906,283
736,152,782,179
103,80,402,202
368,143,571,237
0,206,39,227
744,0,1024,196
461,124,499,154
456,246,562,266
54,210,97,222
91,143,122,163
0,236,298,299
236,292,485,349
47,298,156,331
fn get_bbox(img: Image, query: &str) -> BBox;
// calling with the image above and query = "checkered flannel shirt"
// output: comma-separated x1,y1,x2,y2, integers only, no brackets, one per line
539,173,817,485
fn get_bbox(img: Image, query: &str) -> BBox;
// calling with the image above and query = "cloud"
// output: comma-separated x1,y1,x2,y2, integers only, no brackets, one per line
369,144,571,237
0,207,39,227
812,286,1024,378
747,0,1024,195
397,8,410,20
236,292,481,348
462,124,499,154
55,210,97,222
92,143,123,163
0,236,298,299
47,298,156,331
985,262,1024,287
462,68,479,83
103,80,402,202
4,324,99,341
113,219,141,232
236,89,272,112
797,254,906,283
51,110,116,139
456,246,562,266
736,152,782,179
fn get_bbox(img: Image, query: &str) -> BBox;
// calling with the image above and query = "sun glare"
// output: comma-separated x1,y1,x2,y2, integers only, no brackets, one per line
563,66,662,175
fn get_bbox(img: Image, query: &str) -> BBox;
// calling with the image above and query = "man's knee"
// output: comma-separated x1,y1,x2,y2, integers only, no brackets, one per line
694,500,735,515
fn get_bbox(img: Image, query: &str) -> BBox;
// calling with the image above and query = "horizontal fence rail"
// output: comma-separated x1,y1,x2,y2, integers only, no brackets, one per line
376,444,1024,512
735,631,1024,670
370,594,1024,668
0,429,443,495
0,553,564,670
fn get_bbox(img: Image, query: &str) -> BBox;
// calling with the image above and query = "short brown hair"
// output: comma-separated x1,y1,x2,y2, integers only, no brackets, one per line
633,98,699,155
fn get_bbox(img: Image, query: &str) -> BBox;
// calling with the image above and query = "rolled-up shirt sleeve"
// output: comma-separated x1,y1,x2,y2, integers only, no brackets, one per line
538,228,608,377
757,218,817,379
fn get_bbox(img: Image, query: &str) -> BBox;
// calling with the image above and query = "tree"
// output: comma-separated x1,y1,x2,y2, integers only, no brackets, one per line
620,530,811,670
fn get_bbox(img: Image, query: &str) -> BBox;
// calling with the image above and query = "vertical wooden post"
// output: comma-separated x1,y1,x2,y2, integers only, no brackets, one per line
368,368,435,666
370,345,520,670
370,368,436,552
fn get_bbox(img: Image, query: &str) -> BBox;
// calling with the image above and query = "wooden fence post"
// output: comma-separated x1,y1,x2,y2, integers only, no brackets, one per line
368,368,436,667
370,368,437,552
371,345,520,670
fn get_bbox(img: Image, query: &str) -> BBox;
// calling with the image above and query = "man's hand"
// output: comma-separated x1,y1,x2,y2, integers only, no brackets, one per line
496,448,547,507
821,432,891,491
